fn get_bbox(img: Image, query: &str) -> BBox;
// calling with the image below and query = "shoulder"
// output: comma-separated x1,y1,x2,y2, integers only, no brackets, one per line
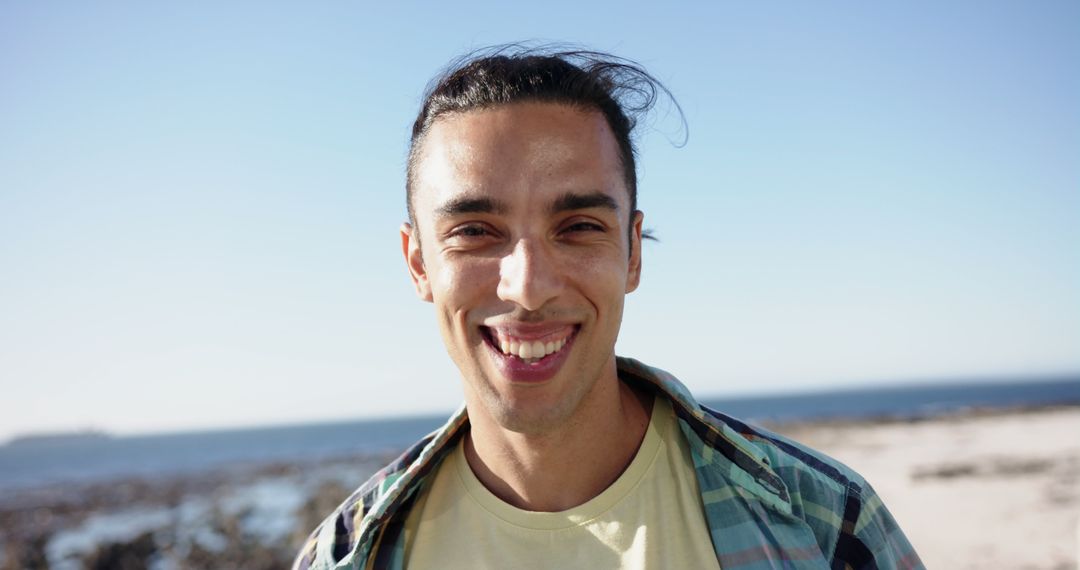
291,442,421,570
293,416,462,565
703,405,865,502
701,405,923,569
618,357,922,569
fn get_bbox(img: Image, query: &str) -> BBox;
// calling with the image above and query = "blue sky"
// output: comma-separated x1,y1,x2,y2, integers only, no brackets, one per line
1,1,1077,439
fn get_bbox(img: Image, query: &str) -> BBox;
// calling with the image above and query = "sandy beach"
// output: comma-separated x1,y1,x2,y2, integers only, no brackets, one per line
2,406,1077,569
779,407,1080,569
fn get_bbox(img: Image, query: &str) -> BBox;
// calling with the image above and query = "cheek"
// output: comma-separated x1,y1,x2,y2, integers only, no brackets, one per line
568,246,629,278
429,259,495,364
431,257,499,311
566,250,631,302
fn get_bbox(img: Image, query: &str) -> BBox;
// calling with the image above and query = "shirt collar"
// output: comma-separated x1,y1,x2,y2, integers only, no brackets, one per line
616,356,792,511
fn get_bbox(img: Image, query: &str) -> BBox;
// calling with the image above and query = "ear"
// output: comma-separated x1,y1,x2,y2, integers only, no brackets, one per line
401,222,433,302
626,210,644,293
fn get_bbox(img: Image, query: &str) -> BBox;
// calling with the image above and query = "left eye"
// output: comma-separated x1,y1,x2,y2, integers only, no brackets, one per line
564,222,604,233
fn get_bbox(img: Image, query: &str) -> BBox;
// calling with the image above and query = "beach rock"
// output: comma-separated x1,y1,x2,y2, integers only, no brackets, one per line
82,531,156,570
0,532,49,570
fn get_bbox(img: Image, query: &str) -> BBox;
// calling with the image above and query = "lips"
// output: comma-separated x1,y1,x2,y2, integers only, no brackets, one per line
480,325,578,383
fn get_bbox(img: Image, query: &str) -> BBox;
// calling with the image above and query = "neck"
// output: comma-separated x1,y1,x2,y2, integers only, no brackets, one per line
463,371,653,512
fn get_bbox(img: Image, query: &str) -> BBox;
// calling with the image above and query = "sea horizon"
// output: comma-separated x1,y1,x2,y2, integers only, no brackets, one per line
2,372,1079,494
6,370,1080,446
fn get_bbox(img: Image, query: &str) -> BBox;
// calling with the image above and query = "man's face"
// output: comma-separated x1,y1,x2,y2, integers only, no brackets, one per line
402,102,643,434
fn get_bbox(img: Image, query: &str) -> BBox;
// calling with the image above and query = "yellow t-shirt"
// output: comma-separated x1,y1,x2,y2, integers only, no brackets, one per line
402,397,721,569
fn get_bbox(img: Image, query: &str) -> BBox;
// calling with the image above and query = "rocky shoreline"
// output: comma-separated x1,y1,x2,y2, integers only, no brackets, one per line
0,453,393,570
3,405,1077,569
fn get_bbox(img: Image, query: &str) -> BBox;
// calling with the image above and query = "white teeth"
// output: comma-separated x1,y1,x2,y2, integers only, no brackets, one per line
490,329,573,360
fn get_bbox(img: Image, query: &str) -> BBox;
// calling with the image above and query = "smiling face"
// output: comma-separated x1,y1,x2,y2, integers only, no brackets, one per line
402,102,643,434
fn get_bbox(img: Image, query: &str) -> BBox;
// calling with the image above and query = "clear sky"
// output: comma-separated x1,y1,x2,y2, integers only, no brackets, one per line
1,1,1077,440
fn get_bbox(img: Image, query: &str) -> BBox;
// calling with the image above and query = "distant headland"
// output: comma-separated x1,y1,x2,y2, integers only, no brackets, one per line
4,429,112,447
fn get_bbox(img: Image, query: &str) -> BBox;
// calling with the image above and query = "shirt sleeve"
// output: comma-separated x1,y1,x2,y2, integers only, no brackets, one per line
830,481,924,570
292,530,320,570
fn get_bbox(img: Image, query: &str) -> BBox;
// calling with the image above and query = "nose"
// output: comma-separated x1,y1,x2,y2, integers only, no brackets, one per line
497,239,564,311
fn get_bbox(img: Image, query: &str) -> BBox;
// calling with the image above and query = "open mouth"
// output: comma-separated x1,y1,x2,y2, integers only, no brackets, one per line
480,325,578,365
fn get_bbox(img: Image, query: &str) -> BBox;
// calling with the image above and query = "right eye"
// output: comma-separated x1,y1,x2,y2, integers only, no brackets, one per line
449,224,491,238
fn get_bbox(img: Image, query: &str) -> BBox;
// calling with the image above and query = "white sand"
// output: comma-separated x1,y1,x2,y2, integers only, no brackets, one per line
779,408,1080,569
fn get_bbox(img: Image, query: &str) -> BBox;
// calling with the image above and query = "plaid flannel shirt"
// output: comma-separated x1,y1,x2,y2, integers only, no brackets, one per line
294,357,923,570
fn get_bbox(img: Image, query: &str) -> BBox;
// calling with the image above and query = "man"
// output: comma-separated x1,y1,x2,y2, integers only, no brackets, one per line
295,47,922,570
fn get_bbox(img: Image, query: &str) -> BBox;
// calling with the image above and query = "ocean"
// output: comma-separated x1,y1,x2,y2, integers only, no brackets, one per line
3,375,1079,493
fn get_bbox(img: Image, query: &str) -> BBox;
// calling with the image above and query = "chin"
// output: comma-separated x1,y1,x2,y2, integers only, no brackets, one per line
472,361,597,436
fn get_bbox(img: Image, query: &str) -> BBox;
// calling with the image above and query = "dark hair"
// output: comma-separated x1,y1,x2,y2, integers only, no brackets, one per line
406,44,682,242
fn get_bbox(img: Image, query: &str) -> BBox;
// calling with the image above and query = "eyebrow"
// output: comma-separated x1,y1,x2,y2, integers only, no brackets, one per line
433,191,619,219
434,196,508,218
549,191,620,215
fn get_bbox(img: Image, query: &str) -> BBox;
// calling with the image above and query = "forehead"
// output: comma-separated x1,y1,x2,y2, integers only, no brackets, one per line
411,102,627,217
